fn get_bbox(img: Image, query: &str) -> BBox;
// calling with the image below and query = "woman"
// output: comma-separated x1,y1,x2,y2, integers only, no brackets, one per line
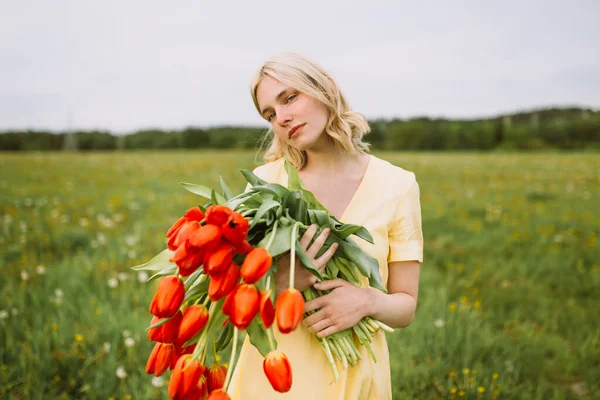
228,53,423,399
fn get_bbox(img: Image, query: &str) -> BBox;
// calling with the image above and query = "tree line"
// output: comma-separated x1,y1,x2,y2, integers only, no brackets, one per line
1,107,598,151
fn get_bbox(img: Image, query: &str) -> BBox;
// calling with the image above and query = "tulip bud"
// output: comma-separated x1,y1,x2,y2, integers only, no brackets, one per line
178,305,209,344
207,363,227,393
166,207,204,239
208,262,240,301
150,276,185,318
147,311,182,343
263,351,292,393
260,290,275,329
222,285,238,317
204,243,235,276
188,375,208,399
222,211,249,246
275,288,304,334
205,205,233,226
229,283,260,330
171,241,206,277
168,355,206,399
207,389,231,400
167,220,200,251
233,240,253,255
188,224,222,252
145,342,176,377
240,248,272,284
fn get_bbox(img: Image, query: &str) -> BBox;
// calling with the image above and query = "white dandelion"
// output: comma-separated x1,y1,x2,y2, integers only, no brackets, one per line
116,366,127,379
108,278,119,289
36,265,46,275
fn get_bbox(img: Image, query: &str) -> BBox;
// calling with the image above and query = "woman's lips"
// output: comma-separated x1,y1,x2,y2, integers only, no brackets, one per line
289,124,305,139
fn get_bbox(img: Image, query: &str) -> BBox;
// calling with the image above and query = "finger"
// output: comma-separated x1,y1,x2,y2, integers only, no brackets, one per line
305,317,331,334
302,309,327,327
304,296,324,313
314,242,339,271
306,227,331,258
316,324,340,339
313,279,348,291
299,224,318,249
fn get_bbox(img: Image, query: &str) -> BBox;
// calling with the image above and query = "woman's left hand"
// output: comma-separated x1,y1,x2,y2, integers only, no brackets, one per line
302,279,375,338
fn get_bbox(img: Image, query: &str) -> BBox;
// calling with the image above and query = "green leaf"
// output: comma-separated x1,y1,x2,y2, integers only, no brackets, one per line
250,199,281,230
337,240,387,293
215,323,234,353
251,183,290,200
257,224,293,258
219,176,234,200
184,275,210,301
284,159,306,191
180,182,228,203
210,188,220,206
286,191,308,223
131,249,174,272
294,238,322,280
148,265,178,282
239,169,268,187
246,318,274,357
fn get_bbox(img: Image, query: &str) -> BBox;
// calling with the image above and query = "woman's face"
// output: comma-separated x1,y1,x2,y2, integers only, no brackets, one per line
255,76,329,151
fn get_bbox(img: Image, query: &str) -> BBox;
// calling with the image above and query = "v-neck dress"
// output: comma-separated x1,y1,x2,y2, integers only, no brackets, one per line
228,154,424,400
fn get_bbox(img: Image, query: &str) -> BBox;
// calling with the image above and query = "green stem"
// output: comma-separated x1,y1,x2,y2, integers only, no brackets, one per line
289,222,300,289
223,327,239,391
265,220,279,251
267,327,276,352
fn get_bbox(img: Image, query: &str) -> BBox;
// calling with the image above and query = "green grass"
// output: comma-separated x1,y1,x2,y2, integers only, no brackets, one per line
0,150,598,399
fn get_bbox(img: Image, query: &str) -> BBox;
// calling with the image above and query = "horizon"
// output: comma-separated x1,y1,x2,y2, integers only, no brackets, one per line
2,1,599,134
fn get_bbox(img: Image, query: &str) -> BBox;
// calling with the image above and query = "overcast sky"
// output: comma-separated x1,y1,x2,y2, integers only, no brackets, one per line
1,1,599,133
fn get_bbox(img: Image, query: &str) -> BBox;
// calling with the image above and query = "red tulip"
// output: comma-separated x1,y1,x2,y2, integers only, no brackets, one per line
222,285,238,317
208,262,240,301
240,248,272,284
207,363,227,393
178,305,209,344
187,375,208,399
233,240,253,255
275,288,304,334
145,342,176,377
166,207,204,238
167,220,201,251
171,241,206,277
260,290,275,329
168,355,206,400
171,343,196,370
207,389,231,400
205,205,233,226
229,283,260,330
147,311,182,343
204,243,235,276
150,276,184,318
189,224,222,252
222,211,249,246
263,351,292,393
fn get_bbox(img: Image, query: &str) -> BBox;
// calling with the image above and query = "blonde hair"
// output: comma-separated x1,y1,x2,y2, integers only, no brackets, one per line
250,52,371,170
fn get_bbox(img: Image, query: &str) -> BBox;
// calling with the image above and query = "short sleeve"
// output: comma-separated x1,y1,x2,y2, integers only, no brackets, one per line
387,175,424,263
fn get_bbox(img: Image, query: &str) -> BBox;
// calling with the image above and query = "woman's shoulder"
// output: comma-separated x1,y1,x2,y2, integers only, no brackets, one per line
251,158,285,181
370,155,418,194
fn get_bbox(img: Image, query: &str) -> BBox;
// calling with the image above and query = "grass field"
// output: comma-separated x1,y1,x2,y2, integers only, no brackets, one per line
0,150,598,399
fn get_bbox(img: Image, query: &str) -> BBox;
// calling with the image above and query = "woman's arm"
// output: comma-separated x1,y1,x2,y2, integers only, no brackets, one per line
303,260,420,337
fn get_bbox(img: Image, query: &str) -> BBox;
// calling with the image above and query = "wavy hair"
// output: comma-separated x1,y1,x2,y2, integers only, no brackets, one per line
250,52,371,170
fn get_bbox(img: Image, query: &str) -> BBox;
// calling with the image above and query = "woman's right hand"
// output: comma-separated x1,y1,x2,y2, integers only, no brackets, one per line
273,224,339,298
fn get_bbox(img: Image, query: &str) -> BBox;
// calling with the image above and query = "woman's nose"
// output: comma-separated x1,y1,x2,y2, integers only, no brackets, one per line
275,108,292,126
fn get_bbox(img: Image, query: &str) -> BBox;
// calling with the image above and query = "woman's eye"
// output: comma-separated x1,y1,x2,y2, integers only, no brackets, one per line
286,94,297,103
267,112,275,121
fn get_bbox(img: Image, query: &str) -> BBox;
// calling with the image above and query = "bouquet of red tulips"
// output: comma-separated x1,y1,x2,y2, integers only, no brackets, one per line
132,160,393,399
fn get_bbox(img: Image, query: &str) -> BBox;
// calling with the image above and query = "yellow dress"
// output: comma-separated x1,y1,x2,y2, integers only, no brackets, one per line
228,154,424,400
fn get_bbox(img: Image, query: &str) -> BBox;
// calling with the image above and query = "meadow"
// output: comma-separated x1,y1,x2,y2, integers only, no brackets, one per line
0,150,598,399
